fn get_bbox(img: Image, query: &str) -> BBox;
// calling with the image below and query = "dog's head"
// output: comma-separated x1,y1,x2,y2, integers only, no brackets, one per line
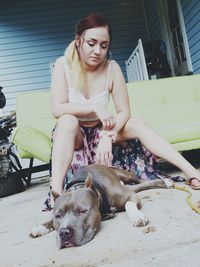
52,173,101,249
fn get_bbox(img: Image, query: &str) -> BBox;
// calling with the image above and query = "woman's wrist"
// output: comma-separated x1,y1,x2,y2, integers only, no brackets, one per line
99,130,117,143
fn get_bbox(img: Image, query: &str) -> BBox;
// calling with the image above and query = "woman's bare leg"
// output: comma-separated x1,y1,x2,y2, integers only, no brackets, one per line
51,114,83,194
117,117,200,187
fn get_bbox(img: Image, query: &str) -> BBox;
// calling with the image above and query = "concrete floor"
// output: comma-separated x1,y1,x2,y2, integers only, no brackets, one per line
0,172,200,267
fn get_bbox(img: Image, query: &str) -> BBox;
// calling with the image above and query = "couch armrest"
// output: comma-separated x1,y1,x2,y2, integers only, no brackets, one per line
12,126,52,163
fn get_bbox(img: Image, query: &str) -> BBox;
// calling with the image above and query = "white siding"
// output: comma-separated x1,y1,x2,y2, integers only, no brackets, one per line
181,0,200,73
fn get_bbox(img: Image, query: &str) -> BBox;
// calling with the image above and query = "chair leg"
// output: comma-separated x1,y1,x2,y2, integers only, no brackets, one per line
23,158,33,187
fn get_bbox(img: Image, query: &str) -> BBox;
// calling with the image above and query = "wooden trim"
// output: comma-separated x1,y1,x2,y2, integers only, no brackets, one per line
176,0,193,73
158,0,193,75
158,0,175,76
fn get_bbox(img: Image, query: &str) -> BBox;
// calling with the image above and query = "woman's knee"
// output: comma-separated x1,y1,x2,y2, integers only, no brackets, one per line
127,117,146,135
56,114,79,134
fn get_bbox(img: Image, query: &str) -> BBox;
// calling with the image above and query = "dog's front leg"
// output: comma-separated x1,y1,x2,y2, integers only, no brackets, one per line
125,201,149,227
125,192,149,227
30,219,54,238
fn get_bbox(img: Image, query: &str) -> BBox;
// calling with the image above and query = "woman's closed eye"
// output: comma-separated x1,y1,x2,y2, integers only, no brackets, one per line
88,41,95,47
87,41,108,49
101,44,108,49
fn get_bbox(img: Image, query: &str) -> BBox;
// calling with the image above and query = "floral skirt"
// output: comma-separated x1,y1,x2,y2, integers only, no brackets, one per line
43,123,166,211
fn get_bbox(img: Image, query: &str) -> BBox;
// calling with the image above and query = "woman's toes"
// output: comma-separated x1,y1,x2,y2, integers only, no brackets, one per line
191,178,200,187
187,178,200,190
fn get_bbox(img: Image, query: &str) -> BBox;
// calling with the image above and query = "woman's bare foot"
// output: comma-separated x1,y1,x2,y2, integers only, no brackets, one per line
186,178,200,190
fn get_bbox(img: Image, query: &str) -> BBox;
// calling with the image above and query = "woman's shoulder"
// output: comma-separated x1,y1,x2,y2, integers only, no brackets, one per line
110,60,122,72
109,60,123,78
54,56,65,66
54,56,71,74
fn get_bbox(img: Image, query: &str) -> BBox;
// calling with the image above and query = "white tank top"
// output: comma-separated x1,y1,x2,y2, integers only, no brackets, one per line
63,57,112,121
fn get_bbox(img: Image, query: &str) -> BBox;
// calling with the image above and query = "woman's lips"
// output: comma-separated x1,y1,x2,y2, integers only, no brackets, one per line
90,57,99,60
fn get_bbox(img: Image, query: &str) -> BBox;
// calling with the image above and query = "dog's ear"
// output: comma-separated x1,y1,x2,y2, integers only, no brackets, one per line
51,190,61,201
85,172,93,189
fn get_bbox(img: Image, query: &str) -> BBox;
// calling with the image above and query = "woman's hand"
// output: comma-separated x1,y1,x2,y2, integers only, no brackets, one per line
96,135,113,166
94,106,116,130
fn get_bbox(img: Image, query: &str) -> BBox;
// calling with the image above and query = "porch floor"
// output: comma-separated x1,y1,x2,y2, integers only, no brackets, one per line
0,169,200,267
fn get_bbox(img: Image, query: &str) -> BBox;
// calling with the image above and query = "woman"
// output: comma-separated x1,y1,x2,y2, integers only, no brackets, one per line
47,13,200,208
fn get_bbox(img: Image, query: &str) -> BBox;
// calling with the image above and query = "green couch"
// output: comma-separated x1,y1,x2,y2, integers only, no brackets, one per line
12,74,200,164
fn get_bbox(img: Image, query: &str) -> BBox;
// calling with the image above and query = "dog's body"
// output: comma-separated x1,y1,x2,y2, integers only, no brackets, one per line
30,164,172,248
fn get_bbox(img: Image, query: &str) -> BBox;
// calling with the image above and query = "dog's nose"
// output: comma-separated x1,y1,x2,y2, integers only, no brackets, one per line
59,227,73,241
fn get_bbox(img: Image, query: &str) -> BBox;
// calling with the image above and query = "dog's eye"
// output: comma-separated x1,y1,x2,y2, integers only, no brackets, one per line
55,213,62,219
80,209,88,214
76,208,88,215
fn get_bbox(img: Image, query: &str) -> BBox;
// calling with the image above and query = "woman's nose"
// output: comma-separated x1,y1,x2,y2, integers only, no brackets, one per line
94,45,101,54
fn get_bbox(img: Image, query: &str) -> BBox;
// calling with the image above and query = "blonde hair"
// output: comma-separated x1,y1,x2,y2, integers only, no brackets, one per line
64,14,112,91
64,40,85,91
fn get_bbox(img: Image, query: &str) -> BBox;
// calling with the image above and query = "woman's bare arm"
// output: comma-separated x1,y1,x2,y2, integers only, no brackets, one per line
110,61,131,133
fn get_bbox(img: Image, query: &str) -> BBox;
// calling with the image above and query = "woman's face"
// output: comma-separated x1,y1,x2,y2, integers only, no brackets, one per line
76,26,110,69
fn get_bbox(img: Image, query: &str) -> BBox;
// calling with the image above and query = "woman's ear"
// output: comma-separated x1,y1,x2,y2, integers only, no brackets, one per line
75,34,80,50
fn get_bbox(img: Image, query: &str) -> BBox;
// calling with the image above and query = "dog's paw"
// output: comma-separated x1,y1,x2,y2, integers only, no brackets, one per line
29,225,49,238
132,211,149,227
125,201,149,227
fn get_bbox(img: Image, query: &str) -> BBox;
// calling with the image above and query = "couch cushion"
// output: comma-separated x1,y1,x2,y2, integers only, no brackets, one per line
127,74,200,107
157,120,200,143
133,101,200,128
16,91,53,122
16,91,56,137
173,139,200,151
126,74,200,130
13,91,56,162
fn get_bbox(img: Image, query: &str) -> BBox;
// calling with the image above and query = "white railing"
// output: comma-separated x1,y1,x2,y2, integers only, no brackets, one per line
125,39,149,82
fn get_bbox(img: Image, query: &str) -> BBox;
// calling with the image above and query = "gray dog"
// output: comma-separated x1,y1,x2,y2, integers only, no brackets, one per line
30,164,173,248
